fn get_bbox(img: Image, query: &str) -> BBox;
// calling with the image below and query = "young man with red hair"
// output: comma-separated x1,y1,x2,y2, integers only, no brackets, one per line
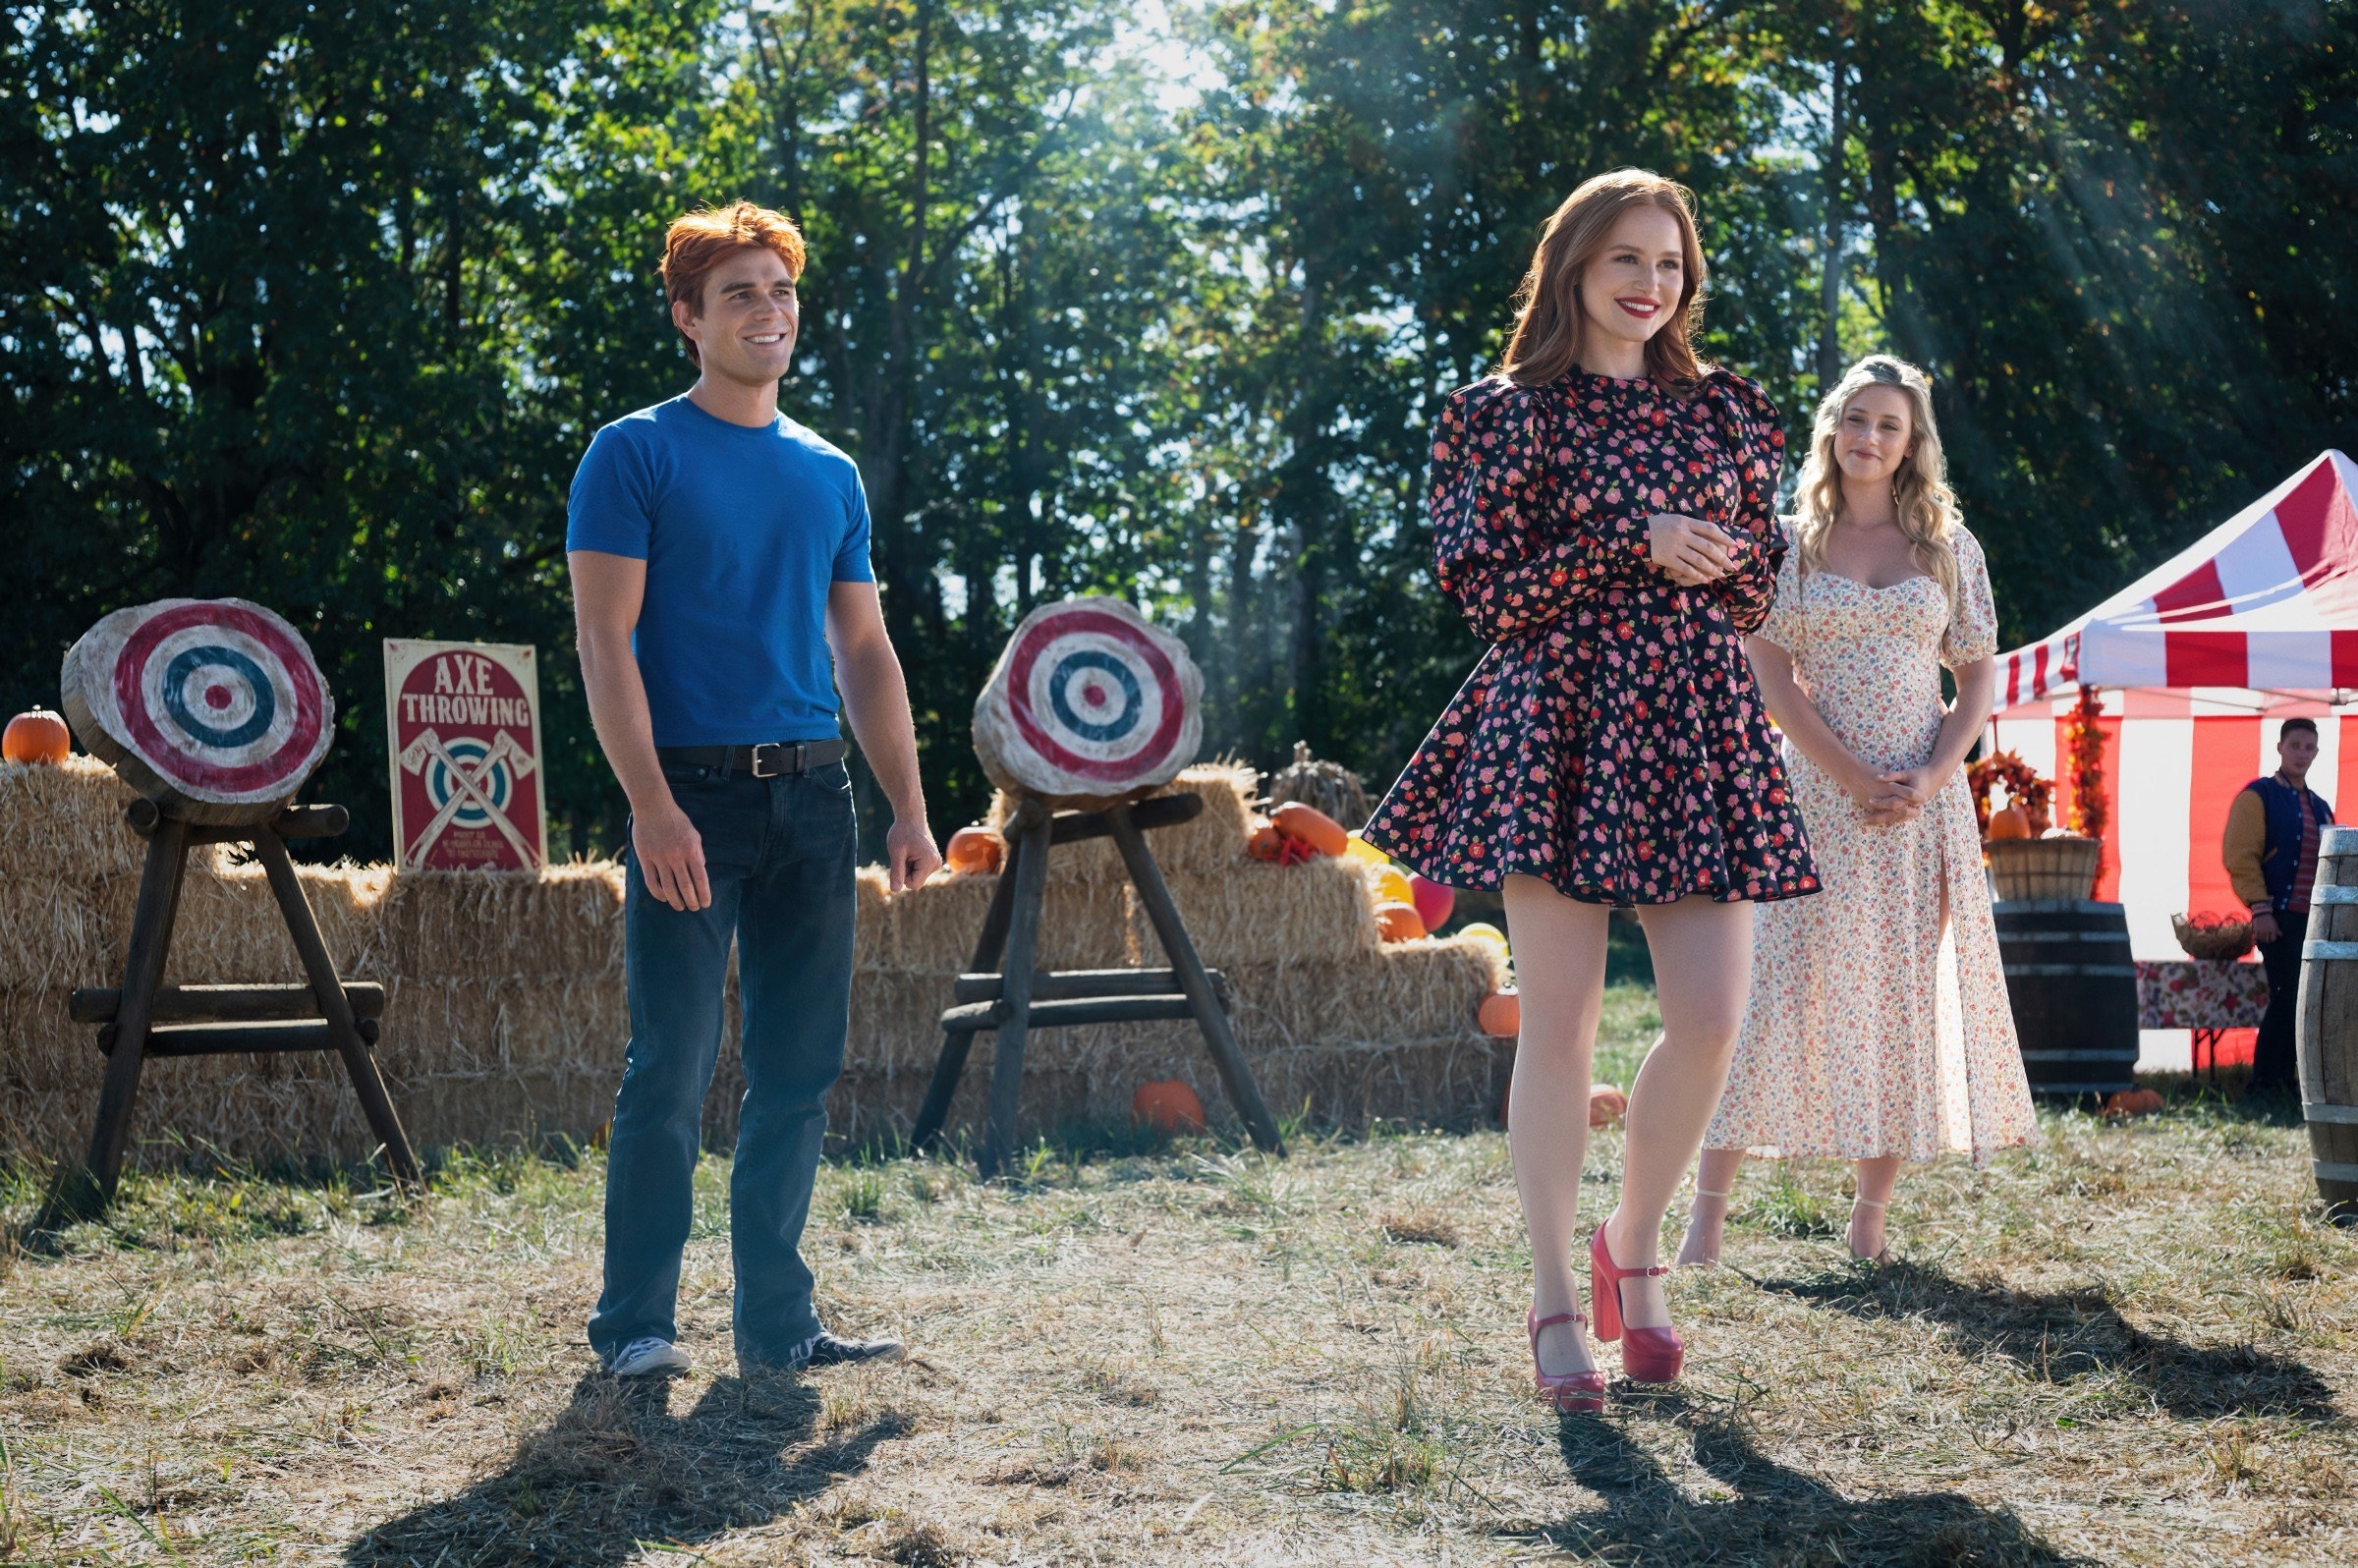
567,202,940,1377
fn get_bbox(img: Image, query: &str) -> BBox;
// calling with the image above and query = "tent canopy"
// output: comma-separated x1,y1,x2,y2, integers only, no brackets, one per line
1996,450,2358,713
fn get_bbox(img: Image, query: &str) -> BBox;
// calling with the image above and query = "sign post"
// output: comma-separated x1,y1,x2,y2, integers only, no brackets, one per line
383,640,546,871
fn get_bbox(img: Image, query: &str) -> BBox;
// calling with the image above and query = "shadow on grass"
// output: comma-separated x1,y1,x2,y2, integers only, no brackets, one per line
1548,1394,2089,1566
1753,1259,2340,1421
344,1370,905,1566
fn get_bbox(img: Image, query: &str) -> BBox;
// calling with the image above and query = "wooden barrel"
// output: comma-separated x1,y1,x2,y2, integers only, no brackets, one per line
2295,826,2358,1219
1993,900,2140,1096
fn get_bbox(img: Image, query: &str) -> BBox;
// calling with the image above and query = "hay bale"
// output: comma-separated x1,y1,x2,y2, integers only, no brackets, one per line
378,864,624,981
0,756,145,883
845,970,958,1078
0,1082,85,1166
85,857,391,986
1148,762,1259,874
981,762,1259,882
377,975,629,1149
383,974,630,1075
0,878,116,991
1225,940,1504,1047
0,985,88,1095
884,873,1135,973
1136,856,1377,967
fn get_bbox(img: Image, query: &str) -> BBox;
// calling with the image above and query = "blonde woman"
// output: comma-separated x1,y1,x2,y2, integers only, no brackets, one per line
1677,355,2035,1267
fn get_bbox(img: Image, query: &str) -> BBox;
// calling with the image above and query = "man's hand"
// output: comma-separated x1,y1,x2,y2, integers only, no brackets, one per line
633,799,711,912
883,818,942,892
2253,909,2281,944
1649,513,1736,587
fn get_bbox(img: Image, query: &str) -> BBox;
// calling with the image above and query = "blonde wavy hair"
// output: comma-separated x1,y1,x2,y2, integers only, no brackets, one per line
1792,354,1964,611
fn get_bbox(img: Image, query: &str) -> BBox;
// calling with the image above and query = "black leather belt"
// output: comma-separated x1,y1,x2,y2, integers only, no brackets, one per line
656,739,848,778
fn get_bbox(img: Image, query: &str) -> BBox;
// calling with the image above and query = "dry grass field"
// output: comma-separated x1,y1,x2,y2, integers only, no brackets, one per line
3,988,2354,1567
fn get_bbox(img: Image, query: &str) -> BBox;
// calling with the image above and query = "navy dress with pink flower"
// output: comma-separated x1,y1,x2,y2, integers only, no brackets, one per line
1363,368,1821,906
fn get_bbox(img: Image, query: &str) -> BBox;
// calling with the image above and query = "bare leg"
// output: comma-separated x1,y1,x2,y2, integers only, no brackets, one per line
1502,875,1611,1378
1675,1147,1746,1267
1605,896,1753,1330
1849,1155,1902,1260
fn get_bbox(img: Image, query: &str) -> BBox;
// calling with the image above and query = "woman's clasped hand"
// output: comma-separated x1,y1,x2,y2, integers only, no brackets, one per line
1647,511,1735,586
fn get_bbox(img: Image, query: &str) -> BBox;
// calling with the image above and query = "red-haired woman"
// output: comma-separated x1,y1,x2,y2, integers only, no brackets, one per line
1364,169,1819,1410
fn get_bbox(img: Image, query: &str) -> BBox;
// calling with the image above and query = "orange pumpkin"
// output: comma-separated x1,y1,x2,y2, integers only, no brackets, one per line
1589,1085,1628,1127
1132,1079,1207,1135
945,826,1003,874
1477,988,1521,1037
1270,802,1348,859
1246,821,1284,862
1375,901,1428,942
1986,805,2032,842
3,707,70,766
2101,1088,2164,1119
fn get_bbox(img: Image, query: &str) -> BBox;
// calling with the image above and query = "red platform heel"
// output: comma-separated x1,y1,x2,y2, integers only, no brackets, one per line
1590,1222,1684,1383
1526,1308,1607,1413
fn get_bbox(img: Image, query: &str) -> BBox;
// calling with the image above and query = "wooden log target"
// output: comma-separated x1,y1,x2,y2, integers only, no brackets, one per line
973,596,1203,807
60,598,335,824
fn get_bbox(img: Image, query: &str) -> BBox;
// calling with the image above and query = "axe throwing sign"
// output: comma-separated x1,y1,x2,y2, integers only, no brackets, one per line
384,641,546,870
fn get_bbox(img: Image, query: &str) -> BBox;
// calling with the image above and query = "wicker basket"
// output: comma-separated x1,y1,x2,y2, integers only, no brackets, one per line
2171,913,2256,961
1986,836,2101,902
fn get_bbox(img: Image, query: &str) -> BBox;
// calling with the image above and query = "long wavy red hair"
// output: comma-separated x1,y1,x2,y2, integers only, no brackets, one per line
1499,169,1710,393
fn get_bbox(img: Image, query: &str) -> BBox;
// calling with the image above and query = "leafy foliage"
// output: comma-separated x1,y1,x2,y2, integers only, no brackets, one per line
6,0,2350,856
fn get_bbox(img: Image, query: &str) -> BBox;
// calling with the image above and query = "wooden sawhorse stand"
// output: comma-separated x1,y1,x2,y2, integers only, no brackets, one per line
910,792,1286,1177
53,797,420,1217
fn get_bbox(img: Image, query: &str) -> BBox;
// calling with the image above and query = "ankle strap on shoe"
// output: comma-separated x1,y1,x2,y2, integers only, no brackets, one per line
1693,1188,1733,1201
1851,1196,1889,1209
1533,1310,1587,1329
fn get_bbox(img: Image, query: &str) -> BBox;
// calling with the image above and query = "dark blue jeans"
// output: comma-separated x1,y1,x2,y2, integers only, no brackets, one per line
588,757,857,1370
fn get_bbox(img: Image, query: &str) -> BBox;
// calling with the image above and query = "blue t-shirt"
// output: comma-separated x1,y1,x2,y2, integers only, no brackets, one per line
566,395,873,748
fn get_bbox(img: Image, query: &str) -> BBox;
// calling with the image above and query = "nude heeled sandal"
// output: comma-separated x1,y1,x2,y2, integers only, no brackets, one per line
1847,1195,1891,1264
1678,1187,1734,1268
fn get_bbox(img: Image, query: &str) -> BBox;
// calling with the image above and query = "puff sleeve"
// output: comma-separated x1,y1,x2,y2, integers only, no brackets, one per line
1430,380,1654,643
1698,371,1788,637
1750,543,1807,656
1942,527,1999,668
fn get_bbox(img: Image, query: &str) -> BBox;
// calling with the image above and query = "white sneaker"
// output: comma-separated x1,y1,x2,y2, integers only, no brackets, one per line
606,1336,692,1377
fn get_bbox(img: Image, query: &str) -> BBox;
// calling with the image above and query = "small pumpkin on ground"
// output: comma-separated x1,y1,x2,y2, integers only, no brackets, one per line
945,826,1004,874
2101,1088,2165,1119
1132,1079,1207,1135
1589,1084,1628,1127
3,707,70,765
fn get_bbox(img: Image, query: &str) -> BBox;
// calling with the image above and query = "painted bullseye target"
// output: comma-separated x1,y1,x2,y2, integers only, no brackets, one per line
974,596,1203,806
61,598,334,824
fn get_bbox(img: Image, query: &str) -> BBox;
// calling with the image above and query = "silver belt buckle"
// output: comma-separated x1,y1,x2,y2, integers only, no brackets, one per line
755,740,811,778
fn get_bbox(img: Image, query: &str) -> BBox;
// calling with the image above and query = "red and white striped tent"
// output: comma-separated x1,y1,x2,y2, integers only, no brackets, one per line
1990,450,2358,972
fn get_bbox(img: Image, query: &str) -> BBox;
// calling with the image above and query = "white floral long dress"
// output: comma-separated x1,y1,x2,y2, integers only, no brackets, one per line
1705,528,2036,1166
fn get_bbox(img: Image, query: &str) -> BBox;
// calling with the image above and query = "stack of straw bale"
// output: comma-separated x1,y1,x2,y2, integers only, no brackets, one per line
1,757,1509,1169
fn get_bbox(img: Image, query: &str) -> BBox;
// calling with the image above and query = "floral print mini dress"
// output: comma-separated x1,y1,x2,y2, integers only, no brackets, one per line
1363,369,1820,905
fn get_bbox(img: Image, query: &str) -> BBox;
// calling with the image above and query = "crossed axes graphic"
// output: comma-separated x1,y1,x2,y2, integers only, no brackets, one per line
399,727,540,868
